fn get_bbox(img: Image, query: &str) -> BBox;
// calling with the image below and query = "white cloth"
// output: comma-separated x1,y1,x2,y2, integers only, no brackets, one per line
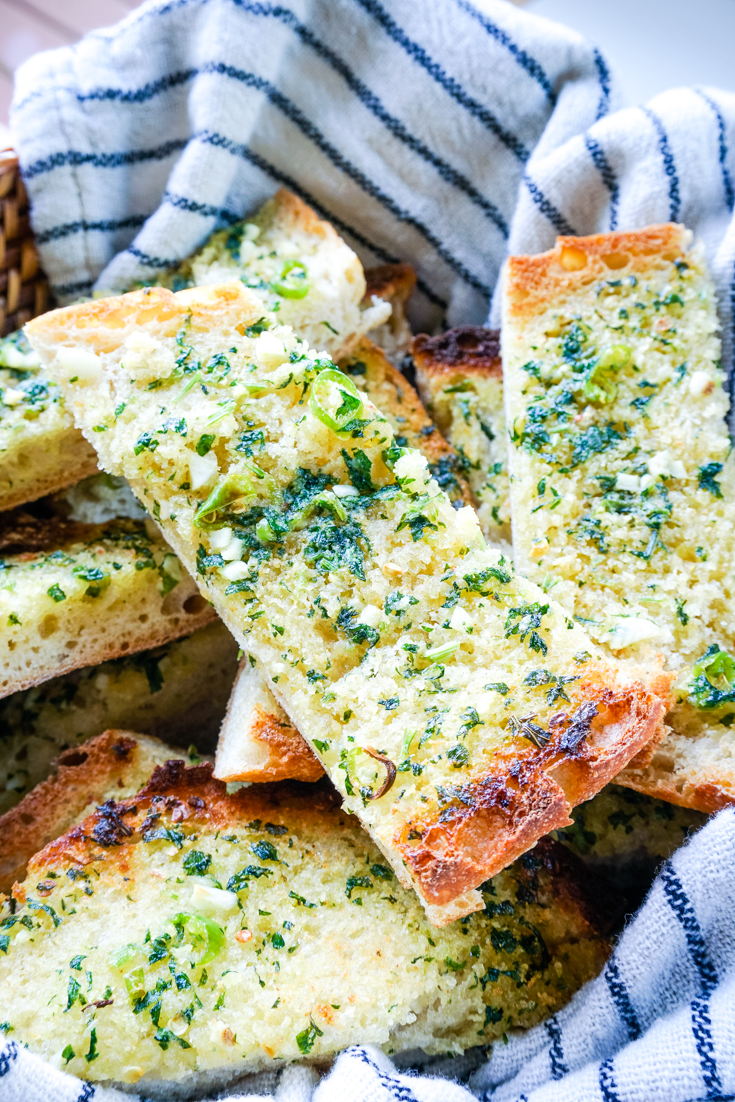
8,1,735,1100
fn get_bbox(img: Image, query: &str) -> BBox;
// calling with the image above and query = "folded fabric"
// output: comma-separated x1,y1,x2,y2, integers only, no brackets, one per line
8,1,735,1100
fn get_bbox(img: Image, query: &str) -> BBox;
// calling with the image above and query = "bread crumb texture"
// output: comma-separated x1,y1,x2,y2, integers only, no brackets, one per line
0,329,97,510
413,328,510,546
0,765,609,1094
27,281,665,922
158,189,390,360
502,225,735,811
0,621,237,815
0,514,214,698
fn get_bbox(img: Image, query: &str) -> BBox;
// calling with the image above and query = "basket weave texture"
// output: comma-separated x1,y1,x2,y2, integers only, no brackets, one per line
0,149,50,337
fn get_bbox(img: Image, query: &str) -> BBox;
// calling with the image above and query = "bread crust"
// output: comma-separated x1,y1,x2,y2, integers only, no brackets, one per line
412,327,502,385
0,730,177,892
215,660,323,783
363,264,416,309
391,669,667,914
504,224,687,325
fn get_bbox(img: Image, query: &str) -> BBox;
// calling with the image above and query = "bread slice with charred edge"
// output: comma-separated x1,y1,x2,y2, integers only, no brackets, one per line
0,729,194,893
26,281,667,925
412,327,509,545
0,509,215,698
361,263,416,363
502,224,735,814
0,760,611,1095
0,620,238,816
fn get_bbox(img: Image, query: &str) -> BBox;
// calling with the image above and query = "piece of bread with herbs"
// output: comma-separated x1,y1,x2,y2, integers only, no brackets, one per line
217,338,469,784
413,327,510,546
361,263,416,364
0,729,199,893
27,281,666,925
158,189,390,361
0,329,98,512
0,509,214,698
0,761,610,1094
0,195,394,518
0,620,238,815
502,224,735,813
551,783,706,893
215,655,323,784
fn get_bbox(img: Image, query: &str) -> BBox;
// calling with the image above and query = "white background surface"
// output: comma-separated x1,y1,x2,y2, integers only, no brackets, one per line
525,0,735,106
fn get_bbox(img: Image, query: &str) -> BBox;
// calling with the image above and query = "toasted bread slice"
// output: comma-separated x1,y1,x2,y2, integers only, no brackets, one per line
0,760,610,1095
0,195,393,515
217,338,468,785
413,327,509,545
27,282,666,924
0,511,214,698
0,729,197,892
362,263,416,363
160,188,390,360
1,620,238,815
215,656,322,783
0,330,98,511
502,224,735,812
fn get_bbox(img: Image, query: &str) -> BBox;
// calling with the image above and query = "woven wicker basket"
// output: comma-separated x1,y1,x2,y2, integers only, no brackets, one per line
0,149,50,336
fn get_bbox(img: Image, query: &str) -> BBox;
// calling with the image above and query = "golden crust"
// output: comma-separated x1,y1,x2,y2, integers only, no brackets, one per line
0,730,175,893
392,669,667,916
220,698,324,784
504,224,687,324
363,264,416,309
24,763,339,882
412,327,502,386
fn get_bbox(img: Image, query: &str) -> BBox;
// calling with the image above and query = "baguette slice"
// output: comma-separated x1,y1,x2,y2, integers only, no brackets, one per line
215,338,468,784
0,510,214,698
0,194,393,516
413,327,510,546
0,330,98,511
27,282,666,924
502,224,735,812
0,729,195,892
1,619,238,815
0,759,610,1096
160,188,390,360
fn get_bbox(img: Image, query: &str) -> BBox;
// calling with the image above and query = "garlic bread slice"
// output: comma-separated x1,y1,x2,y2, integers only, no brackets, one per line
0,511,214,698
0,729,193,893
27,282,665,924
0,620,237,815
0,761,610,1095
160,188,390,360
0,329,98,511
413,327,509,545
502,225,735,812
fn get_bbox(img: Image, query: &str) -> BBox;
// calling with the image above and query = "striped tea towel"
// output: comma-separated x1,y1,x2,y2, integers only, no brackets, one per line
7,1,735,1100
